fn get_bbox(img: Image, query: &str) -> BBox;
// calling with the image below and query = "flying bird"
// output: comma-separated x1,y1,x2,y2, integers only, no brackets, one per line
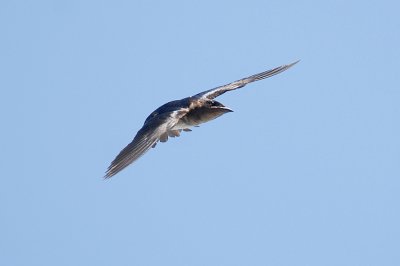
105,61,298,178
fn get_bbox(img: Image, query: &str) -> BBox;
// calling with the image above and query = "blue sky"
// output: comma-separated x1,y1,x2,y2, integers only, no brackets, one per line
1,0,399,265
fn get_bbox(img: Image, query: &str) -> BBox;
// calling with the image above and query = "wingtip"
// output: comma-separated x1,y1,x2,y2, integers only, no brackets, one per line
103,168,115,179
287,60,300,68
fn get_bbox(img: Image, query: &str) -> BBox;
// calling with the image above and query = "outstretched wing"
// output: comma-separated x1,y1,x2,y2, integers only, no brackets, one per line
104,111,185,178
193,60,299,100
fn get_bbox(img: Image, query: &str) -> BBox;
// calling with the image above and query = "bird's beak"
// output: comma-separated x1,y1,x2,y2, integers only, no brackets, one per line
219,106,233,112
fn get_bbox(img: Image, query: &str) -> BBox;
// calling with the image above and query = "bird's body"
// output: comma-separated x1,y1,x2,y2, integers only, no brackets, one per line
105,61,298,178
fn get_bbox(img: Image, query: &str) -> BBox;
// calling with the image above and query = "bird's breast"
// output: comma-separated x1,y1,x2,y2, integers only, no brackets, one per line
174,106,232,129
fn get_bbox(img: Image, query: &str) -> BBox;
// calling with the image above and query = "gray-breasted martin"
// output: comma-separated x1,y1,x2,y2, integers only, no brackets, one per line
105,61,298,178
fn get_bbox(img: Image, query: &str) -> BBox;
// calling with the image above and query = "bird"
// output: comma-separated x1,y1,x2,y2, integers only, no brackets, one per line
104,61,299,178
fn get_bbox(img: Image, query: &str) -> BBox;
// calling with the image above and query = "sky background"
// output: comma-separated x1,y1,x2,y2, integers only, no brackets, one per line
1,0,399,265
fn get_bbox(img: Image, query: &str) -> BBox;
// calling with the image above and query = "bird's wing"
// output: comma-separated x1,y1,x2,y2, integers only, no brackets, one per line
193,60,299,100
104,110,186,178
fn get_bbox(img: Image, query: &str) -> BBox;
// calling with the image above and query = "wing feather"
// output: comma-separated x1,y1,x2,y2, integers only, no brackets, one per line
104,111,184,178
104,127,160,178
194,60,299,100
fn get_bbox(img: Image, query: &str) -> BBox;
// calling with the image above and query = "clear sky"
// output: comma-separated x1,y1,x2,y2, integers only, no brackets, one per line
1,0,399,265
